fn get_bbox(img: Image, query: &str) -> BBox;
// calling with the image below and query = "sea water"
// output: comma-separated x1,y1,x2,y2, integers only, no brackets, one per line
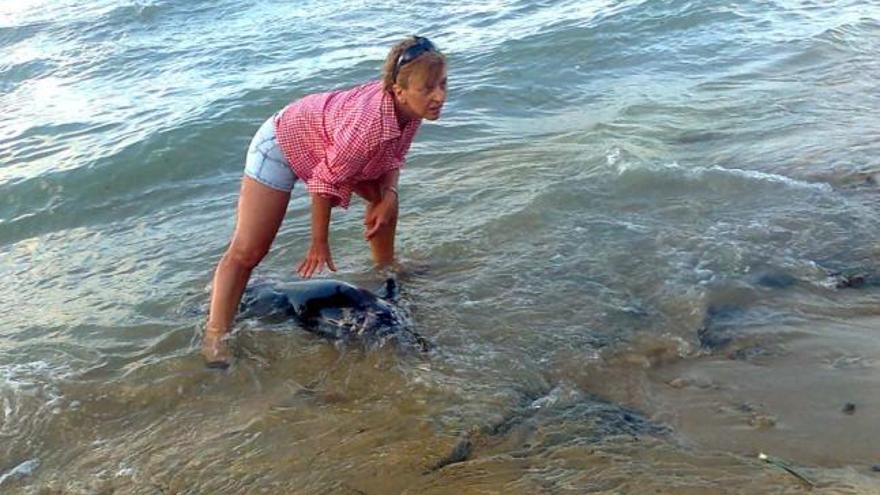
2,0,880,492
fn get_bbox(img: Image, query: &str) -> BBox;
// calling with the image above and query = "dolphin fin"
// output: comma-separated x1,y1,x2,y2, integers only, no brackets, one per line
378,277,399,302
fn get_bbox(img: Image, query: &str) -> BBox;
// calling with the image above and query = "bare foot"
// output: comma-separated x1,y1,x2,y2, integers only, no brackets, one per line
202,330,232,369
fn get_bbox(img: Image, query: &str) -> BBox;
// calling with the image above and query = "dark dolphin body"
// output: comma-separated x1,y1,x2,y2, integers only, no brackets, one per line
239,278,430,352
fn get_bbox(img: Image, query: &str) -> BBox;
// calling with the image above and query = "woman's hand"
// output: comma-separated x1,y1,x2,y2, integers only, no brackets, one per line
364,190,398,240
297,240,337,278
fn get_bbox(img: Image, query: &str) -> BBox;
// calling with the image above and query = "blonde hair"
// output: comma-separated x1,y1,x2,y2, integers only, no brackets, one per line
381,36,447,91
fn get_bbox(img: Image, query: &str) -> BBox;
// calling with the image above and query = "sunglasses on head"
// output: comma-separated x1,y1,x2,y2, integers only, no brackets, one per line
392,36,438,82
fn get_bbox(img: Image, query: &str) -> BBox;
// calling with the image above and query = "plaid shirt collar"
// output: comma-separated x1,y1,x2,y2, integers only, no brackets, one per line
380,89,412,142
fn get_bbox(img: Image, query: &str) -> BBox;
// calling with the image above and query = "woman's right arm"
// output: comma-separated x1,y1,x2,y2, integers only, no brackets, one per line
297,193,338,278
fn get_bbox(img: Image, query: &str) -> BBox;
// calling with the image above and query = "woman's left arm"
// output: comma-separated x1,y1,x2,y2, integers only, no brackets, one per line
379,168,399,199
364,168,400,240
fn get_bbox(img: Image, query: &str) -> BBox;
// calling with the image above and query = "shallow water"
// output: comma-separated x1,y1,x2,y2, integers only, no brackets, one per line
2,0,880,493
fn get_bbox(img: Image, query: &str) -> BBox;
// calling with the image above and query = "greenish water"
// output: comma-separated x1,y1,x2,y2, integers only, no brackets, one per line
2,0,880,492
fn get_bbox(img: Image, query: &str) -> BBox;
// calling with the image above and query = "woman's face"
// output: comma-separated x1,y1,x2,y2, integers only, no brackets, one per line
394,70,447,121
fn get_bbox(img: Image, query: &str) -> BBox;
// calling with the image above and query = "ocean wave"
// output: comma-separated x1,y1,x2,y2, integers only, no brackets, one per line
0,58,57,94
0,21,46,50
612,158,832,194
0,360,73,450
0,458,40,487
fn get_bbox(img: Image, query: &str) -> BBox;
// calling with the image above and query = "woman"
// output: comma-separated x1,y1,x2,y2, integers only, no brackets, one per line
203,36,447,367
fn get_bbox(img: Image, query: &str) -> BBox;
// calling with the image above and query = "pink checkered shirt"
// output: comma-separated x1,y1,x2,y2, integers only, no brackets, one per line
274,81,421,208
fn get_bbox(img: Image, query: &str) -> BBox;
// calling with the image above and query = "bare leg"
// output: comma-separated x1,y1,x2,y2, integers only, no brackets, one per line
203,176,290,366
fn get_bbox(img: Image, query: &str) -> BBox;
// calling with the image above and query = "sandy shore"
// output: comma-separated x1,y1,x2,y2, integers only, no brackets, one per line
640,316,880,474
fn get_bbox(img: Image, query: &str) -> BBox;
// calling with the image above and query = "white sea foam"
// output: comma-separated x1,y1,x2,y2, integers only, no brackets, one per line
0,361,70,394
0,360,73,430
703,165,832,193
530,383,582,410
0,459,40,487
613,158,832,193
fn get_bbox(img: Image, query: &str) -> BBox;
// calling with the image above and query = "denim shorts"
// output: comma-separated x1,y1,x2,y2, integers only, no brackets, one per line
243,114,298,192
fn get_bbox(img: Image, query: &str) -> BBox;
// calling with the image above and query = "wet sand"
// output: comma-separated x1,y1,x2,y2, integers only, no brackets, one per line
622,316,880,493
644,317,880,465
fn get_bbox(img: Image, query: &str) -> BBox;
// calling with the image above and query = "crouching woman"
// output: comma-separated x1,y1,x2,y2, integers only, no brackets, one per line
203,36,447,367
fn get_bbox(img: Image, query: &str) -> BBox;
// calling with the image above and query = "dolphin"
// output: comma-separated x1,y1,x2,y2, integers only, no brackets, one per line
238,278,430,352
